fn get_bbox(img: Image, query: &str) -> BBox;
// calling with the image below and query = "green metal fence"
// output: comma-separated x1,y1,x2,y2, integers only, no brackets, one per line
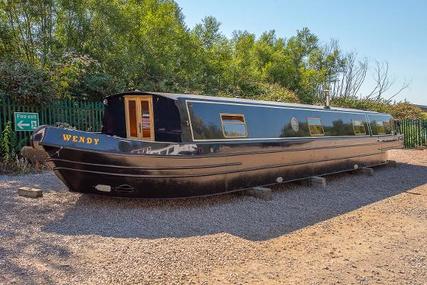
397,119,427,148
0,98,104,148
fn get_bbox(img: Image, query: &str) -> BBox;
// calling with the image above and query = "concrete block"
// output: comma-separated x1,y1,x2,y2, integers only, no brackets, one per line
245,187,272,201
18,187,43,198
310,176,326,188
360,167,374,176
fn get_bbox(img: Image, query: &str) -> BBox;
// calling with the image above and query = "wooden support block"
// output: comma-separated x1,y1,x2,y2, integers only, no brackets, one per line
245,187,272,201
310,176,326,188
18,187,43,198
387,160,398,168
360,167,374,176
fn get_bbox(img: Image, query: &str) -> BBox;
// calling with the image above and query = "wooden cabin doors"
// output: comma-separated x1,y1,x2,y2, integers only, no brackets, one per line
124,96,155,140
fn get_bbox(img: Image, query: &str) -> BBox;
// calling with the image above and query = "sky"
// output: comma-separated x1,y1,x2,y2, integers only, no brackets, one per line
176,0,427,105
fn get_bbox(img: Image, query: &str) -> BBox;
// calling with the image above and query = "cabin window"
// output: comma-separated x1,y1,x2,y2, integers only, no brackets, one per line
141,100,152,139
383,120,392,134
374,121,386,135
307,117,324,136
368,114,393,135
352,120,366,136
128,100,138,137
220,114,247,138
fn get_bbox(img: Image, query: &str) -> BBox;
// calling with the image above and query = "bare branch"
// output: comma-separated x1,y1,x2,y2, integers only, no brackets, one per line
331,52,368,98
385,81,410,102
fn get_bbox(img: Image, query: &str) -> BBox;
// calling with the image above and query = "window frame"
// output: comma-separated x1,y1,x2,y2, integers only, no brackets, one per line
352,119,367,136
307,117,325,136
220,113,248,138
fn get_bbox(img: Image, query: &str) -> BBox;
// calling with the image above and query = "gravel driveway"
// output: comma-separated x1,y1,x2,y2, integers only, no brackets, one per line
0,149,426,284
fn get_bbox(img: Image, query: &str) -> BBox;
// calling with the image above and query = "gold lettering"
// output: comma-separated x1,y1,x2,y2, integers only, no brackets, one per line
72,135,78,142
94,138,99,145
79,136,85,143
63,134,72,141
86,137,93,144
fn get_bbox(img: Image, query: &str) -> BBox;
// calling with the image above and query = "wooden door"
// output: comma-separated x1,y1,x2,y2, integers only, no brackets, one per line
124,96,155,140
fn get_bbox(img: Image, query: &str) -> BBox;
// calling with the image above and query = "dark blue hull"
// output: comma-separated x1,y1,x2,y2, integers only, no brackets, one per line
32,126,403,198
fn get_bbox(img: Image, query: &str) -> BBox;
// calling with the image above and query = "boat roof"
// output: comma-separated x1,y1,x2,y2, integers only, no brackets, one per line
107,90,385,115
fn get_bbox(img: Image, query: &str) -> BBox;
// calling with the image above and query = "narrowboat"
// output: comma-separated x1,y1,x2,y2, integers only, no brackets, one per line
31,91,404,198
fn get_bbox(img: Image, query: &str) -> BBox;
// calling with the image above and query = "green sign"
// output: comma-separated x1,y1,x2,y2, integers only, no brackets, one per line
14,112,39,131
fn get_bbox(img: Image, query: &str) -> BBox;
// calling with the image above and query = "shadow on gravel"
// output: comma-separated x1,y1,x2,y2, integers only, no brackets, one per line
0,182,75,284
43,163,427,241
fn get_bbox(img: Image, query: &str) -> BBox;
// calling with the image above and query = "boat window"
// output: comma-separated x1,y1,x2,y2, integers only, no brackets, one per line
371,120,386,135
368,114,393,135
352,120,366,136
220,114,248,138
376,121,386,135
141,100,152,139
307,117,324,136
128,100,138,137
383,120,392,134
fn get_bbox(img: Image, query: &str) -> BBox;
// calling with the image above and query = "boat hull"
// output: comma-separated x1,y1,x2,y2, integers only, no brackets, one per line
34,126,403,198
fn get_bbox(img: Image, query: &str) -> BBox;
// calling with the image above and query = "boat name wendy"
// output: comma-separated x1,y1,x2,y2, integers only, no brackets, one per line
62,134,100,145
31,91,403,198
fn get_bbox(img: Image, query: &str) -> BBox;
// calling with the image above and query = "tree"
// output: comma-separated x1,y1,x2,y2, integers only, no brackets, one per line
192,16,232,94
0,0,411,109
0,60,54,105
332,52,368,99
0,0,56,65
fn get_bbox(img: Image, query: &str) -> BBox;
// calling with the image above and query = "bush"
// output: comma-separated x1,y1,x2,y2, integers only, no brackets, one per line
253,83,300,103
51,52,119,101
330,97,390,113
0,155,32,175
0,60,55,106
219,82,300,103
331,97,424,120
388,102,423,120
0,121,17,163
0,121,39,174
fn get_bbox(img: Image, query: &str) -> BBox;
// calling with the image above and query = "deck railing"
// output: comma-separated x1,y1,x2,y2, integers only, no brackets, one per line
0,98,104,148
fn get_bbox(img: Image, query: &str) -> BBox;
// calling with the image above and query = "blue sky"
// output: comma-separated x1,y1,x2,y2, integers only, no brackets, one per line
177,0,427,105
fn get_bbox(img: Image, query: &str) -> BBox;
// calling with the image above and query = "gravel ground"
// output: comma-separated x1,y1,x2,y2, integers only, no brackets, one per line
0,149,426,285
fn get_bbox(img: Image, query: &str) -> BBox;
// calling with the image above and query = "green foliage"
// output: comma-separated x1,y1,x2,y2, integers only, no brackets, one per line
0,61,55,105
0,121,17,163
331,97,390,113
331,97,424,119
220,82,299,103
0,121,38,174
0,0,414,110
255,83,300,103
51,52,119,101
0,0,346,104
388,102,423,119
